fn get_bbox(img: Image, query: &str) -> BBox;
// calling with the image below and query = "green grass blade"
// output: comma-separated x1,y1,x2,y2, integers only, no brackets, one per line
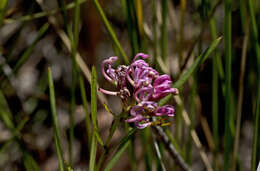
206,0,221,167
3,0,86,24
251,94,260,171
79,74,91,147
174,37,222,89
68,0,81,166
248,0,260,170
223,0,232,169
0,117,29,154
89,133,97,171
161,0,168,61
152,0,159,67
0,0,7,25
23,151,40,171
104,140,131,171
159,37,222,106
94,0,129,64
13,23,49,73
89,66,98,171
0,90,14,130
120,0,138,55
48,67,65,171
58,0,73,39
96,116,122,171
91,66,98,130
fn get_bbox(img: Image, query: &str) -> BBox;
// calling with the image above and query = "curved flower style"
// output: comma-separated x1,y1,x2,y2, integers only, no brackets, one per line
99,53,179,129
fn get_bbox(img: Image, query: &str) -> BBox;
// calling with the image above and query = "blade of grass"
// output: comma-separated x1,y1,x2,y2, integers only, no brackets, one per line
68,0,81,166
3,0,86,24
248,0,260,170
161,0,168,61
205,0,221,168
93,0,129,64
13,23,49,73
22,151,40,171
104,140,130,171
91,66,98,130
224,0,232,169
0,117,29,154
89,66,98,171
152,0,159,67
126,124,136,171
177,0,186,62
0,90,14,130
121,0,138,55
0,0,7,25
58,0,73,39
48,67,65,171
135,0,144,37
96,114,123,171
159,37,222,106
89,133,97,171
79,74,91,147
141,129,153,170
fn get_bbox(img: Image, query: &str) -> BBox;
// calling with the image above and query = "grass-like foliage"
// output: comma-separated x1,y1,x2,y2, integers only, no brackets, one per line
0,0,259,170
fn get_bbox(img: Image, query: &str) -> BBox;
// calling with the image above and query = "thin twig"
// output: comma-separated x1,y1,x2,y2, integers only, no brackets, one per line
152,126,191,171
152,132,167,171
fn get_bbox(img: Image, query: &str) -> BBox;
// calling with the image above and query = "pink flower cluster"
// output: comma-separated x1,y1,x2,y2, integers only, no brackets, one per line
99,53,178,129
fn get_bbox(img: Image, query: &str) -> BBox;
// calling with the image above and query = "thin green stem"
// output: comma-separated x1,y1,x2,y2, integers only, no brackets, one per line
248,0,260,170
48,68,65,171
161,0,168,61
224,0,232,169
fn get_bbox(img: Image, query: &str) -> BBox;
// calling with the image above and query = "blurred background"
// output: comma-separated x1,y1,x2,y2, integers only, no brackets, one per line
0,0,259,170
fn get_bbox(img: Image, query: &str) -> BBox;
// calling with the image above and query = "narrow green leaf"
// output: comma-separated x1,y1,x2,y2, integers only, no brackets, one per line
161,0,168,61
0,90,14,130
91,66,98,130
68,0,81,166
23,151,40,171
48,67,65,171
13,23,50,73
89,66,98,171
0,0,7,25
104,140,130,171
248,0,260,170
89,133,97,171
174,37,222,89
120,0,138,55
3,0,86,24
111,128,137,152
223,0,232,169
152,0,159,67
79,74,91,147
0,117,29,155
94,0,129,64
159,37,222,106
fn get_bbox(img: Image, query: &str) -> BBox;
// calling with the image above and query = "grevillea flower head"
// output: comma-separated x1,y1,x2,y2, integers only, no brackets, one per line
99,53,179,129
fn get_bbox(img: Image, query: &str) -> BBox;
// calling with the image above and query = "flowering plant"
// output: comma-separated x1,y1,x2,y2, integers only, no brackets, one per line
99,53,178,129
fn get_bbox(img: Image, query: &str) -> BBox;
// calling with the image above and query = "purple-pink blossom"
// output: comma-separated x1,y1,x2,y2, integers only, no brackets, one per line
99,53,178,129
